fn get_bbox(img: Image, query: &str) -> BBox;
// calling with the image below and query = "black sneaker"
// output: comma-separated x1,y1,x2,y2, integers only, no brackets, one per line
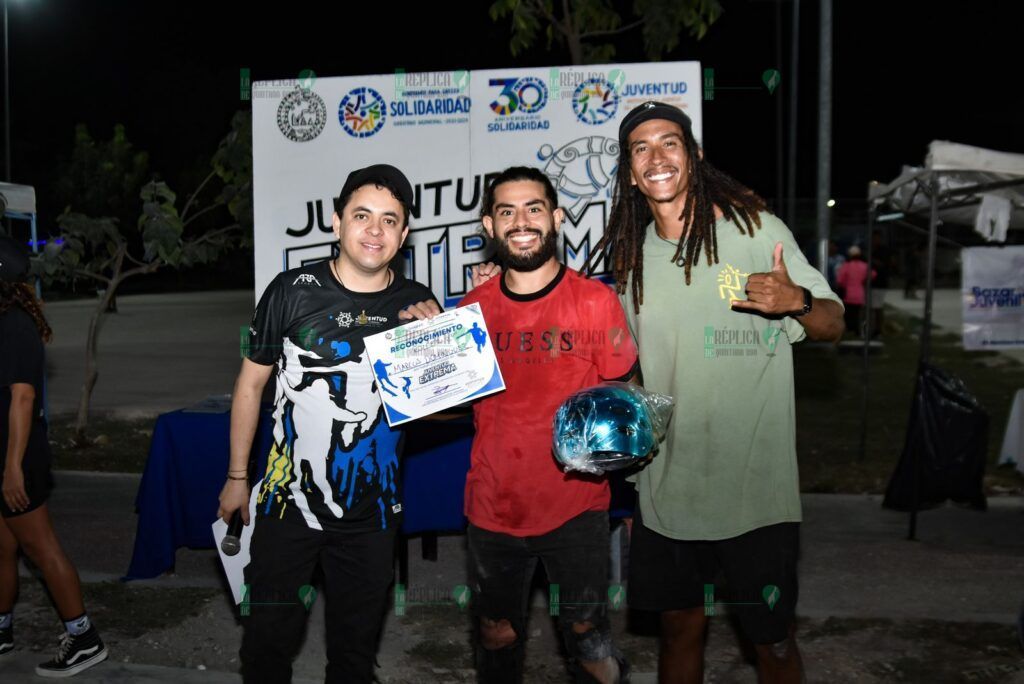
0,624,12,656
35,626,108,678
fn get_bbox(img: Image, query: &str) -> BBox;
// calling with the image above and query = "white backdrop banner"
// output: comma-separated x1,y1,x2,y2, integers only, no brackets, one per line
252,61,702,307
962,246,1024,349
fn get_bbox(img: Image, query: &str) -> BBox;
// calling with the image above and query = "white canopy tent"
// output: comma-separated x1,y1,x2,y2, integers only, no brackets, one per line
862,141,1024,539
0,181,39,256
869,141,1024,230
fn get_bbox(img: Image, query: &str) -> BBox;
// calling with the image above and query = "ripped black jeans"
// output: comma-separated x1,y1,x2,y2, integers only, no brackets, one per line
467,511,627,683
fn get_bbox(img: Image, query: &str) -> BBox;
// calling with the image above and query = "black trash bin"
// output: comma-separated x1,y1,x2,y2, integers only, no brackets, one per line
883,362,988,512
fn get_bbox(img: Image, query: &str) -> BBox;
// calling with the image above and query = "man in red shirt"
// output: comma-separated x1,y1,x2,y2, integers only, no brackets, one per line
460,167,638,683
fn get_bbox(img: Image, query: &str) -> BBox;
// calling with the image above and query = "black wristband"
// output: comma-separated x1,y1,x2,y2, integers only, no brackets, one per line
792,287,813,317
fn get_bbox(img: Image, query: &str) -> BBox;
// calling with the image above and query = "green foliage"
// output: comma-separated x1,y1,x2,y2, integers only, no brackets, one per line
489,0,722,64
212,111,255,246
139,181,183,265
35,114,253,288
636,0,723,58
53,124,150,229
490,0,548,57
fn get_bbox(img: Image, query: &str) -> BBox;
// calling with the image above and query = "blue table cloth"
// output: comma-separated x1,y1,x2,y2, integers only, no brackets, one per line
123,408,275,580
123,410,475,580
124,410,633,581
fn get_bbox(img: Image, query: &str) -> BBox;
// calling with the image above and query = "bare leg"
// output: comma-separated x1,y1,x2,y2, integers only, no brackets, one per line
0,516,18,612
572,620,620,683
753,623,804,684
659,607,707,684
4,505,85,620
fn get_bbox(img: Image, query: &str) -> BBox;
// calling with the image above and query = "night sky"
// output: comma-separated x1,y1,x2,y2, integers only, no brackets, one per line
6,1,1022,233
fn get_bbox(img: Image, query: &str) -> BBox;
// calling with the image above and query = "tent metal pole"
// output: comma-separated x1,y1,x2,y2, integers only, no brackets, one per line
909,174,941,541
920,174,940,364
859,204,875,460
815,0,832,275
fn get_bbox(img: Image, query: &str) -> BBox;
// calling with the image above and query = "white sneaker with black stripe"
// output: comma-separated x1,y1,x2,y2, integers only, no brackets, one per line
35,626,108,678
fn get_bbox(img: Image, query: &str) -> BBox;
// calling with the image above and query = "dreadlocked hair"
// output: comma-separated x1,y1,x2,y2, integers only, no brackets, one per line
584,131,769,314
0,281,52,343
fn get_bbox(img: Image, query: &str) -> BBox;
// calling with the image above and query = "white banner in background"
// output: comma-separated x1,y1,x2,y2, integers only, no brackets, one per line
252,62,702,308
962,246,1024,349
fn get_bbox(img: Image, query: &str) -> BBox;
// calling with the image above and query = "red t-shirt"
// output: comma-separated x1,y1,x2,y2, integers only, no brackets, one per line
458,266,639,536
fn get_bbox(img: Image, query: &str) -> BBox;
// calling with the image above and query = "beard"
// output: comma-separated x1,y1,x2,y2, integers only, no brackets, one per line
493,228,559,272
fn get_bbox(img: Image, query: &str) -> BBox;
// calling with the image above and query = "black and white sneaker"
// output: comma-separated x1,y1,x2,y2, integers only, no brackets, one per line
0,624,12,655
35,626,108,678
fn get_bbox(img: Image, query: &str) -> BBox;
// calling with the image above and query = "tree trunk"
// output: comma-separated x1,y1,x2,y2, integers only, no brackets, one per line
73,249,126,444
73,285,117,444
562,0,582,64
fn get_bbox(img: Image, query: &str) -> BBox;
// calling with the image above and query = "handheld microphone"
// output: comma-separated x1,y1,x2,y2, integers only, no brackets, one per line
221,510,244,556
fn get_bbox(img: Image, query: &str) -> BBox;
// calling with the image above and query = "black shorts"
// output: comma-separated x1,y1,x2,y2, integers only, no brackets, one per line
628,508,800,644
0,459,53,518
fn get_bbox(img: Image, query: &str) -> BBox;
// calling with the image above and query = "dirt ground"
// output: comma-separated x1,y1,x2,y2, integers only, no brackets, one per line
9,579,1024,683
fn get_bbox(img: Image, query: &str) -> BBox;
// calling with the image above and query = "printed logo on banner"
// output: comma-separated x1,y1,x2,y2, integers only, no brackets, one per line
537,136,620,222
489,76,548,115
390,70,471,128
338,87,387,138
276,87,328,142
572,78,620,126
487,76,551,133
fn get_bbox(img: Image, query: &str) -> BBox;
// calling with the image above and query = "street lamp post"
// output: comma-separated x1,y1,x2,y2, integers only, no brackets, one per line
3,0,9,184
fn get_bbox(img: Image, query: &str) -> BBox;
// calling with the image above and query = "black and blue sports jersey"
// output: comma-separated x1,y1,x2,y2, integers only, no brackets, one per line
246,260,435,533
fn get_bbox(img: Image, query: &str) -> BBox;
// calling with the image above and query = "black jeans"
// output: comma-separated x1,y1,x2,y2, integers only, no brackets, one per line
239,513,396,684
468,511,618,683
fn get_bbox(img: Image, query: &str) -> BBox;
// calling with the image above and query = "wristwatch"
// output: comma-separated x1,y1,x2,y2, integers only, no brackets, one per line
792,287,813,317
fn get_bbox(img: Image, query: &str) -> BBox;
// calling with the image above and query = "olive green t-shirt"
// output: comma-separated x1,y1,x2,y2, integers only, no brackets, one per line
621,213,841,540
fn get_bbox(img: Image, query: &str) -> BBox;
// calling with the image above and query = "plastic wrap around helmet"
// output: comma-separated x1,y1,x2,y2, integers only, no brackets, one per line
553,383,659,474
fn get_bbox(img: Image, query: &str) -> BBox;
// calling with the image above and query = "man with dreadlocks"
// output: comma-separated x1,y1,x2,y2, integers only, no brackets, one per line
593,101,843,683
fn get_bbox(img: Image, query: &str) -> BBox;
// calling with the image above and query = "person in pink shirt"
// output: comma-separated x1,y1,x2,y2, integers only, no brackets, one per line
836,245,876,336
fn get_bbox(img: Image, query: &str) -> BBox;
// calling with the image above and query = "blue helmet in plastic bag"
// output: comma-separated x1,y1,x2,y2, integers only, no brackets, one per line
552,382,674,475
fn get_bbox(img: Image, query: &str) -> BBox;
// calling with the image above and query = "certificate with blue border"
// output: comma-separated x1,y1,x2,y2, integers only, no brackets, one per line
363,303,505,426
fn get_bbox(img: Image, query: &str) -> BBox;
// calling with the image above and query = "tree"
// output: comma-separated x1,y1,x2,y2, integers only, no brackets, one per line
36,112,253,443
489,0,723,65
